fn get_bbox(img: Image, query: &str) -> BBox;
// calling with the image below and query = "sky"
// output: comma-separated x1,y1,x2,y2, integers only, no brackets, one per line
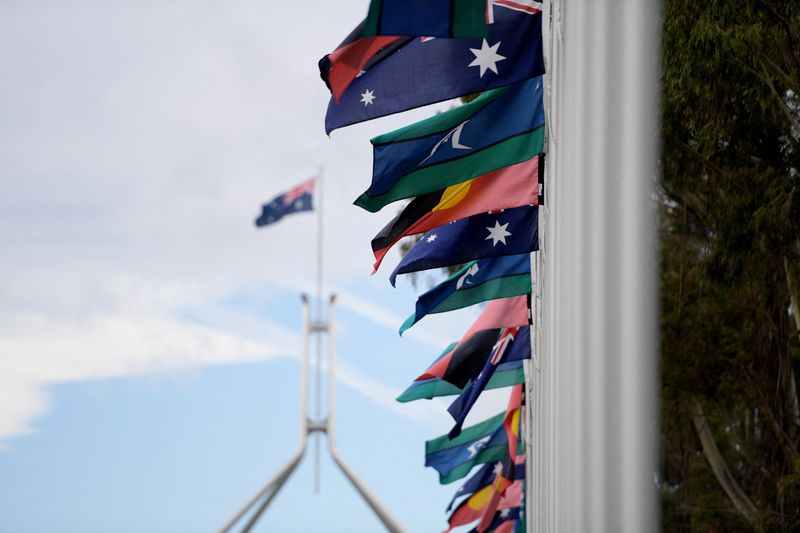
0,1,510,531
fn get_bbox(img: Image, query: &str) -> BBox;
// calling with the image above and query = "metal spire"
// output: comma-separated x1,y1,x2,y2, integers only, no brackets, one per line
218,170,405,533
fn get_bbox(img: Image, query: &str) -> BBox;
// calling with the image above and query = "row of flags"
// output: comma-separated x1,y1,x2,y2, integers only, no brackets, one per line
256,1,544,529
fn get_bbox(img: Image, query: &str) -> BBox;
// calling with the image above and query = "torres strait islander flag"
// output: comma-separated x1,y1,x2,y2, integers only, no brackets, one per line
389,205,539,286
370,156,541,273
355,77,544,213
254,178,315,227
425,411,522,485
324,7,543,133
399,254,532,335
426,383,524,484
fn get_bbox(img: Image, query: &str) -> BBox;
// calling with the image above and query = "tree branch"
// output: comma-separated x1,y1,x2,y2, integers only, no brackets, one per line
757,0,800,75
690,398,757,523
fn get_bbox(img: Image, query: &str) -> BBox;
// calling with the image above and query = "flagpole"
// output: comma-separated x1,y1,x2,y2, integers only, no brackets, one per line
528,0,660,529
216,296,311,533
222,170,407,531
314,167,324,494
326,294,407,533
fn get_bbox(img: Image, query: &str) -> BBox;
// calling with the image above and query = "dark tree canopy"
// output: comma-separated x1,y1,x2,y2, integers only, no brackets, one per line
660,0,800,530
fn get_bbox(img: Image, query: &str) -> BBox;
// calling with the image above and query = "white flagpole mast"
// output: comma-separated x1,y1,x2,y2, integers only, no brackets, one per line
326,295,406,533
526,0,661,530
216,296,311,533
219,170,407,531
314,167,324,494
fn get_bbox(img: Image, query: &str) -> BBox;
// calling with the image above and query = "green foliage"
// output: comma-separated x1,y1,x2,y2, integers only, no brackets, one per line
660,0,800,529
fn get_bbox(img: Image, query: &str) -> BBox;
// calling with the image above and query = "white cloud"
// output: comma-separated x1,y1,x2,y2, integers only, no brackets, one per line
334,358,451,429
329,289,456,349
0,0,472,452
0,270,482,448
0,377,51,451
0,296,295,448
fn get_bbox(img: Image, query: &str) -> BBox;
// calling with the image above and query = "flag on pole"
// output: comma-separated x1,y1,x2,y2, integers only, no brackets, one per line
492,0,543,15
363,0,489,38
473,384,524,530
395,339,525,402
323,7,544,133
446,458,526,513
461,294,531,334
355,77,544,212
417,329,503,388
447,328,530,438
446,479,523,531
254,178,315,227
447,462,499,514
425,385,524,484
425,412,514,485
399,254,532,335
398,296,530,401
318,22,408,103
390,205,539,286
370,156,540,272
467,506,521,533
396,359,526,402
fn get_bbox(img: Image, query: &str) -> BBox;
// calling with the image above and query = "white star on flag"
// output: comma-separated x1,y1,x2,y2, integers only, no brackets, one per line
426,233,438,243
485,220,512,246
500,508,511,518
360,89,376,106
493,461,503,476
468,39,506,77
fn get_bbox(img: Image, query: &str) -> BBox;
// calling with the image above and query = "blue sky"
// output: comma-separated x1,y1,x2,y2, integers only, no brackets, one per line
0,1,510,531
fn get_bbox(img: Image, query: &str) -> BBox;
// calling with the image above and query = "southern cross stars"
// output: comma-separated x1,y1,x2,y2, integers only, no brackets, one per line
493,461,503,476
485,220,512,246
360,89,376,106
426,233,438,243
468,39,506,77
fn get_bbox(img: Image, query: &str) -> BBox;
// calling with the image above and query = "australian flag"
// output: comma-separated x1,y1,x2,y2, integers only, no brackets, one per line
389,205,539,286
254,178,315,227
324,5,543,134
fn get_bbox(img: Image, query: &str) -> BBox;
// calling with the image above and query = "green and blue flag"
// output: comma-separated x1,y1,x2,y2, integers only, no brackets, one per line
356,77,544,212
426,385,523,484
425,412,509,485
399,254,532,335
